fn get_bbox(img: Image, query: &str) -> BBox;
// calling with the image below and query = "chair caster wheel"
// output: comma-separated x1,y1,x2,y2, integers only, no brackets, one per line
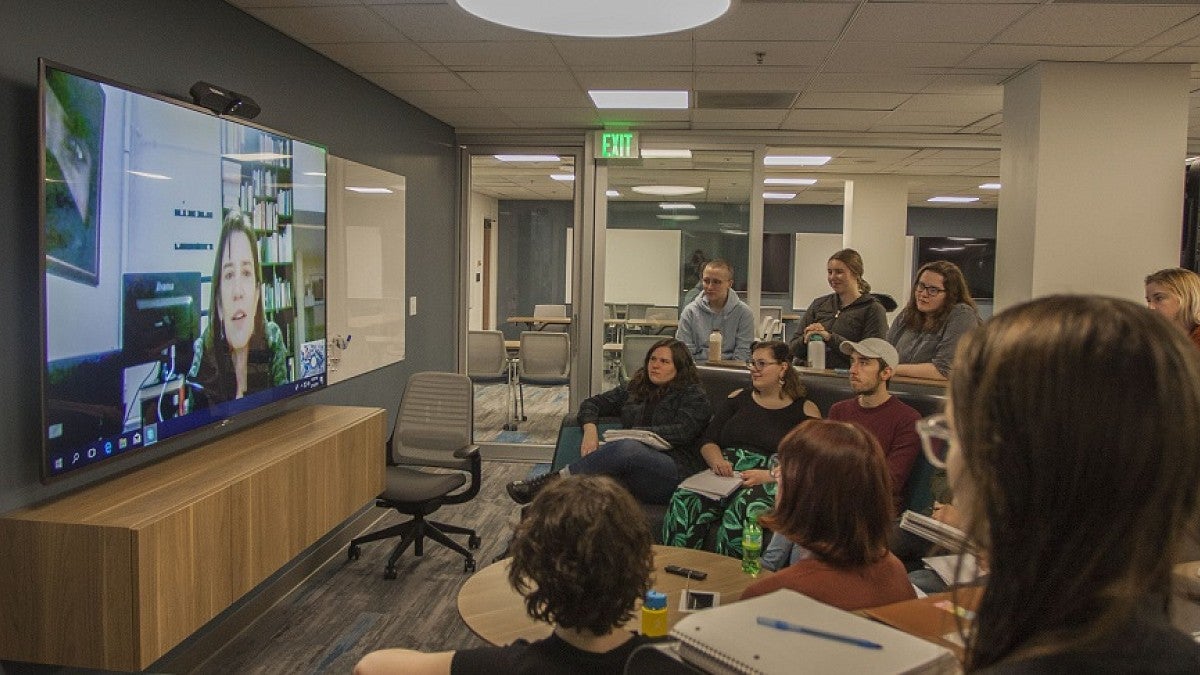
347,544,361,561
465,558,477,573
384,567,398,580
468,535,481,550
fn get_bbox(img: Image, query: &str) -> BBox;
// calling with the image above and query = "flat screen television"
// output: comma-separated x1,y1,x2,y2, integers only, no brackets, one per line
915,236,995,300
39,59,328,481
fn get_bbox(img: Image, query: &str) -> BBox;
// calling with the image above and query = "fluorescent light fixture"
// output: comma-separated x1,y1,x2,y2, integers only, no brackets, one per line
927,196,979,203
946,237,977,241
223,152,291,162
452,0,730,38
658,203,695,210
128,170,171,180
1188,157,1200,164
631,185,705,196
641,148,692,159
589,90,689,109
719,228,748,236
763,192,797,200
493,154,560,162
550,173,575,181
346,187,394,194
606,189,620,197
978,182,1002,190
764,155,831,166
764,177,816,186
303,171,327,177
657,214,700,221
930,246,967,252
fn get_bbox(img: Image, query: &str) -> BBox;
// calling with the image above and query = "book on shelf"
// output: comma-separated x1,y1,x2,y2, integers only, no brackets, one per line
602,428,670,450
677,468,743,500
670,589,957,674
899,510,972,554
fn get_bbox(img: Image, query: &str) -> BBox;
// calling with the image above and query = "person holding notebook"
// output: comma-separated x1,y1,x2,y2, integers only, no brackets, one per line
740,419,915,611
353,475,654,675
928,295,1200,672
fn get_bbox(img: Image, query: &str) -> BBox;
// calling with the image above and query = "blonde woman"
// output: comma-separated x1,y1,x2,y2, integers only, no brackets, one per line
1145,267,1200,350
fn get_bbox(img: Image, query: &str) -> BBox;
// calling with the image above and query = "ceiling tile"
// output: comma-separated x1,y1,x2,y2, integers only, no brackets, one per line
824,42,979,71
481,90,594,108
421,41,565,67
371,3,548,42
841,2,1035,43
959,44,1126,69
692,109,788,130
594,110,691,123
239,5,406,43
995,5,1200,46
1148,46,1200,64
389,89,493,109
457,70,579,91
553,40,693,67
313,43,440,71
880,109,992,127
1145,15,1200,47
805,72,937,93
427,108,518,129
362,70,471,91
795,92,909,111
921,72,1010,95
573,70,693,90
897,93,1002,113
695,3,857,41
1110,47,1173,63
781,109,891,132
694,41,833,68
693,69,812,92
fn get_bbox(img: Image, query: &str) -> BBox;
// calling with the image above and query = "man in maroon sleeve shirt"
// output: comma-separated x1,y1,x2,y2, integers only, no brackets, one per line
828,338,922,514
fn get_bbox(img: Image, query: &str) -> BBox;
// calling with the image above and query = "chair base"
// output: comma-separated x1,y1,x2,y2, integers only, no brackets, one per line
348,514,481,578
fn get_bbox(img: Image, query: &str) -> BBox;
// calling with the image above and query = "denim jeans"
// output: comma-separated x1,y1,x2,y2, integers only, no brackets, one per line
566,438,681,504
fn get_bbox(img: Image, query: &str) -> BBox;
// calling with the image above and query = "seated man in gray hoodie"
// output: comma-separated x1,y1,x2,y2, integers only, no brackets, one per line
675,259,756,362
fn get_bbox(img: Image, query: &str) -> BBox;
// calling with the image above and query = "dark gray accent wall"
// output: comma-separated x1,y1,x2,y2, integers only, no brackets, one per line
0,0,458,513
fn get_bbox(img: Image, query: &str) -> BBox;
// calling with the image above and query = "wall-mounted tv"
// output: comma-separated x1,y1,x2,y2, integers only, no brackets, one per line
915,236,995,300
39,59,328,481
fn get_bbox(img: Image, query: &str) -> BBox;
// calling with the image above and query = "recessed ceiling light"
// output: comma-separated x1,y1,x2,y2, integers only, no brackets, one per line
589,90,689,109
452,0,730,38
346,187,394,194
658,203,696,210
657,214,700,221
550,173,575,181
978,182,1002,190
606,189,621,198
764,177,816,186
928,196,979,203
128,170,171,180
764,155,831,166
763,192,797,200
493,154,560,162
631,185,705,196
641,148,692,159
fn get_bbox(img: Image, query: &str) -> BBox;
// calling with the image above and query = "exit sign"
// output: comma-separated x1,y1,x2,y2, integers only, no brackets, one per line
595,131,638,159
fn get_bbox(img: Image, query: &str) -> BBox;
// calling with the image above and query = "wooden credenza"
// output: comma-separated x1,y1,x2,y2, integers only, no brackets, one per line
0,405,386,671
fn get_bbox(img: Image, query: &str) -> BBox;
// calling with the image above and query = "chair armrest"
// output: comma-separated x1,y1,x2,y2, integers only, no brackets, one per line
454,445,480,460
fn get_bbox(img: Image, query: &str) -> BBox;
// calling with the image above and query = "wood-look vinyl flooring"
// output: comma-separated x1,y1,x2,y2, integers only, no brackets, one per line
192,460,536,675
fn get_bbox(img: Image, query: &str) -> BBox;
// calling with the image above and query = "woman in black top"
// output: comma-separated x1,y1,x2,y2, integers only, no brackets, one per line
662,341,819,557
789,249,888,369
506,338,712,505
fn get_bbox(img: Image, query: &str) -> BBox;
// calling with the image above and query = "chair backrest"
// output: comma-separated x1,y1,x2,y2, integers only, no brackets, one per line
759,305,783,322
466,330,507,378
625,303,652,320
518,332,570,380
644,306,678,321
533,303,567,318
392,372,473,462
621,334,664,382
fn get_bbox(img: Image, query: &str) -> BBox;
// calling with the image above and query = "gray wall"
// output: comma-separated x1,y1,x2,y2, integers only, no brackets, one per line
0,0,458,513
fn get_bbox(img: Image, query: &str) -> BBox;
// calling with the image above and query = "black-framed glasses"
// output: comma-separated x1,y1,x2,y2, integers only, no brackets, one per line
915,282,945,297
746,359,781,370
916,414,957,469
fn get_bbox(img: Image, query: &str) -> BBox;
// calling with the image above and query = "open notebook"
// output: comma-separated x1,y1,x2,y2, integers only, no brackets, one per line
670,589,957,675
602,428,671,450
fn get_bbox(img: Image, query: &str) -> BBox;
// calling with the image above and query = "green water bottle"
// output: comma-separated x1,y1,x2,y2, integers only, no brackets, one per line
742,510,763,577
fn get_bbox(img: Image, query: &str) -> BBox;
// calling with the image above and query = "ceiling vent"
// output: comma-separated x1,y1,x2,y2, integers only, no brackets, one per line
695,91,797,110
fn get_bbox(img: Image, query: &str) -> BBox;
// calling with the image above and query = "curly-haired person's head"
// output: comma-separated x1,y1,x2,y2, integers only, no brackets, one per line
507,475,654,635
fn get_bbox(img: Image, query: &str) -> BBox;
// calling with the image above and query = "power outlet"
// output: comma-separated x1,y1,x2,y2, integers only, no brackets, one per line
409,296,417,316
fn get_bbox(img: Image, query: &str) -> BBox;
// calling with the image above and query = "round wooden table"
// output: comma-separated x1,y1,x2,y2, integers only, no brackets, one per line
457,544,771,646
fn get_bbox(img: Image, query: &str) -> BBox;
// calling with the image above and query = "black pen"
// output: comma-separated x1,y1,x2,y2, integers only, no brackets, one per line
756,616,883,650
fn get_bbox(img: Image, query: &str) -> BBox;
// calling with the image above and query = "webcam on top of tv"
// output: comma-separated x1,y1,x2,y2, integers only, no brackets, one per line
189,81,261,120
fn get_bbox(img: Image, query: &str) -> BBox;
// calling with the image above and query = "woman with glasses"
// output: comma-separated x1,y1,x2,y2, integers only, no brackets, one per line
1145,267,1200,350
788,249,889,369
740,419,915,610
662,341,819,557
935,296,1200,672
886,260,981,380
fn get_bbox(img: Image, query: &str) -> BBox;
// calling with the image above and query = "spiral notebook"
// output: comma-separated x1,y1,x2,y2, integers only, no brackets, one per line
669,589,957,675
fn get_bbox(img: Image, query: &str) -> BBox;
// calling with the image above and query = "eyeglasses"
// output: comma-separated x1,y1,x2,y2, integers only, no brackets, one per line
746,359,782,370
915,414,957,469
915,282,945,297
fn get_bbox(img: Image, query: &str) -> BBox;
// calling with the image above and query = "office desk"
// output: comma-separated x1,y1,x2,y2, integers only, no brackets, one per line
457,545,770,646
507,315,571,331
623,318,679,335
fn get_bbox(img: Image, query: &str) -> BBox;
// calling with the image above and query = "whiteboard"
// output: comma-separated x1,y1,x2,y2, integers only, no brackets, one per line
791,233,843,311
325,156,407,383
605,229,682,306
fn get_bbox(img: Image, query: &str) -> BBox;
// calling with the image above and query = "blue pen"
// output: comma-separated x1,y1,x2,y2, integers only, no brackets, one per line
756,616,883,650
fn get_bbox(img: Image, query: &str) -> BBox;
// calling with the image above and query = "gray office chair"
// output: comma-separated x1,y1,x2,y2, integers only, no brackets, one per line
533,303,568,332
347,372,481,578
467,330,516,430
759,305,784,340
644,306,678,321
621,334,664,384
516,331,570,421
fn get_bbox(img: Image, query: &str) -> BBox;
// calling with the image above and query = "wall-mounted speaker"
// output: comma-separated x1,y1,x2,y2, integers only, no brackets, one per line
188,81,261,119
